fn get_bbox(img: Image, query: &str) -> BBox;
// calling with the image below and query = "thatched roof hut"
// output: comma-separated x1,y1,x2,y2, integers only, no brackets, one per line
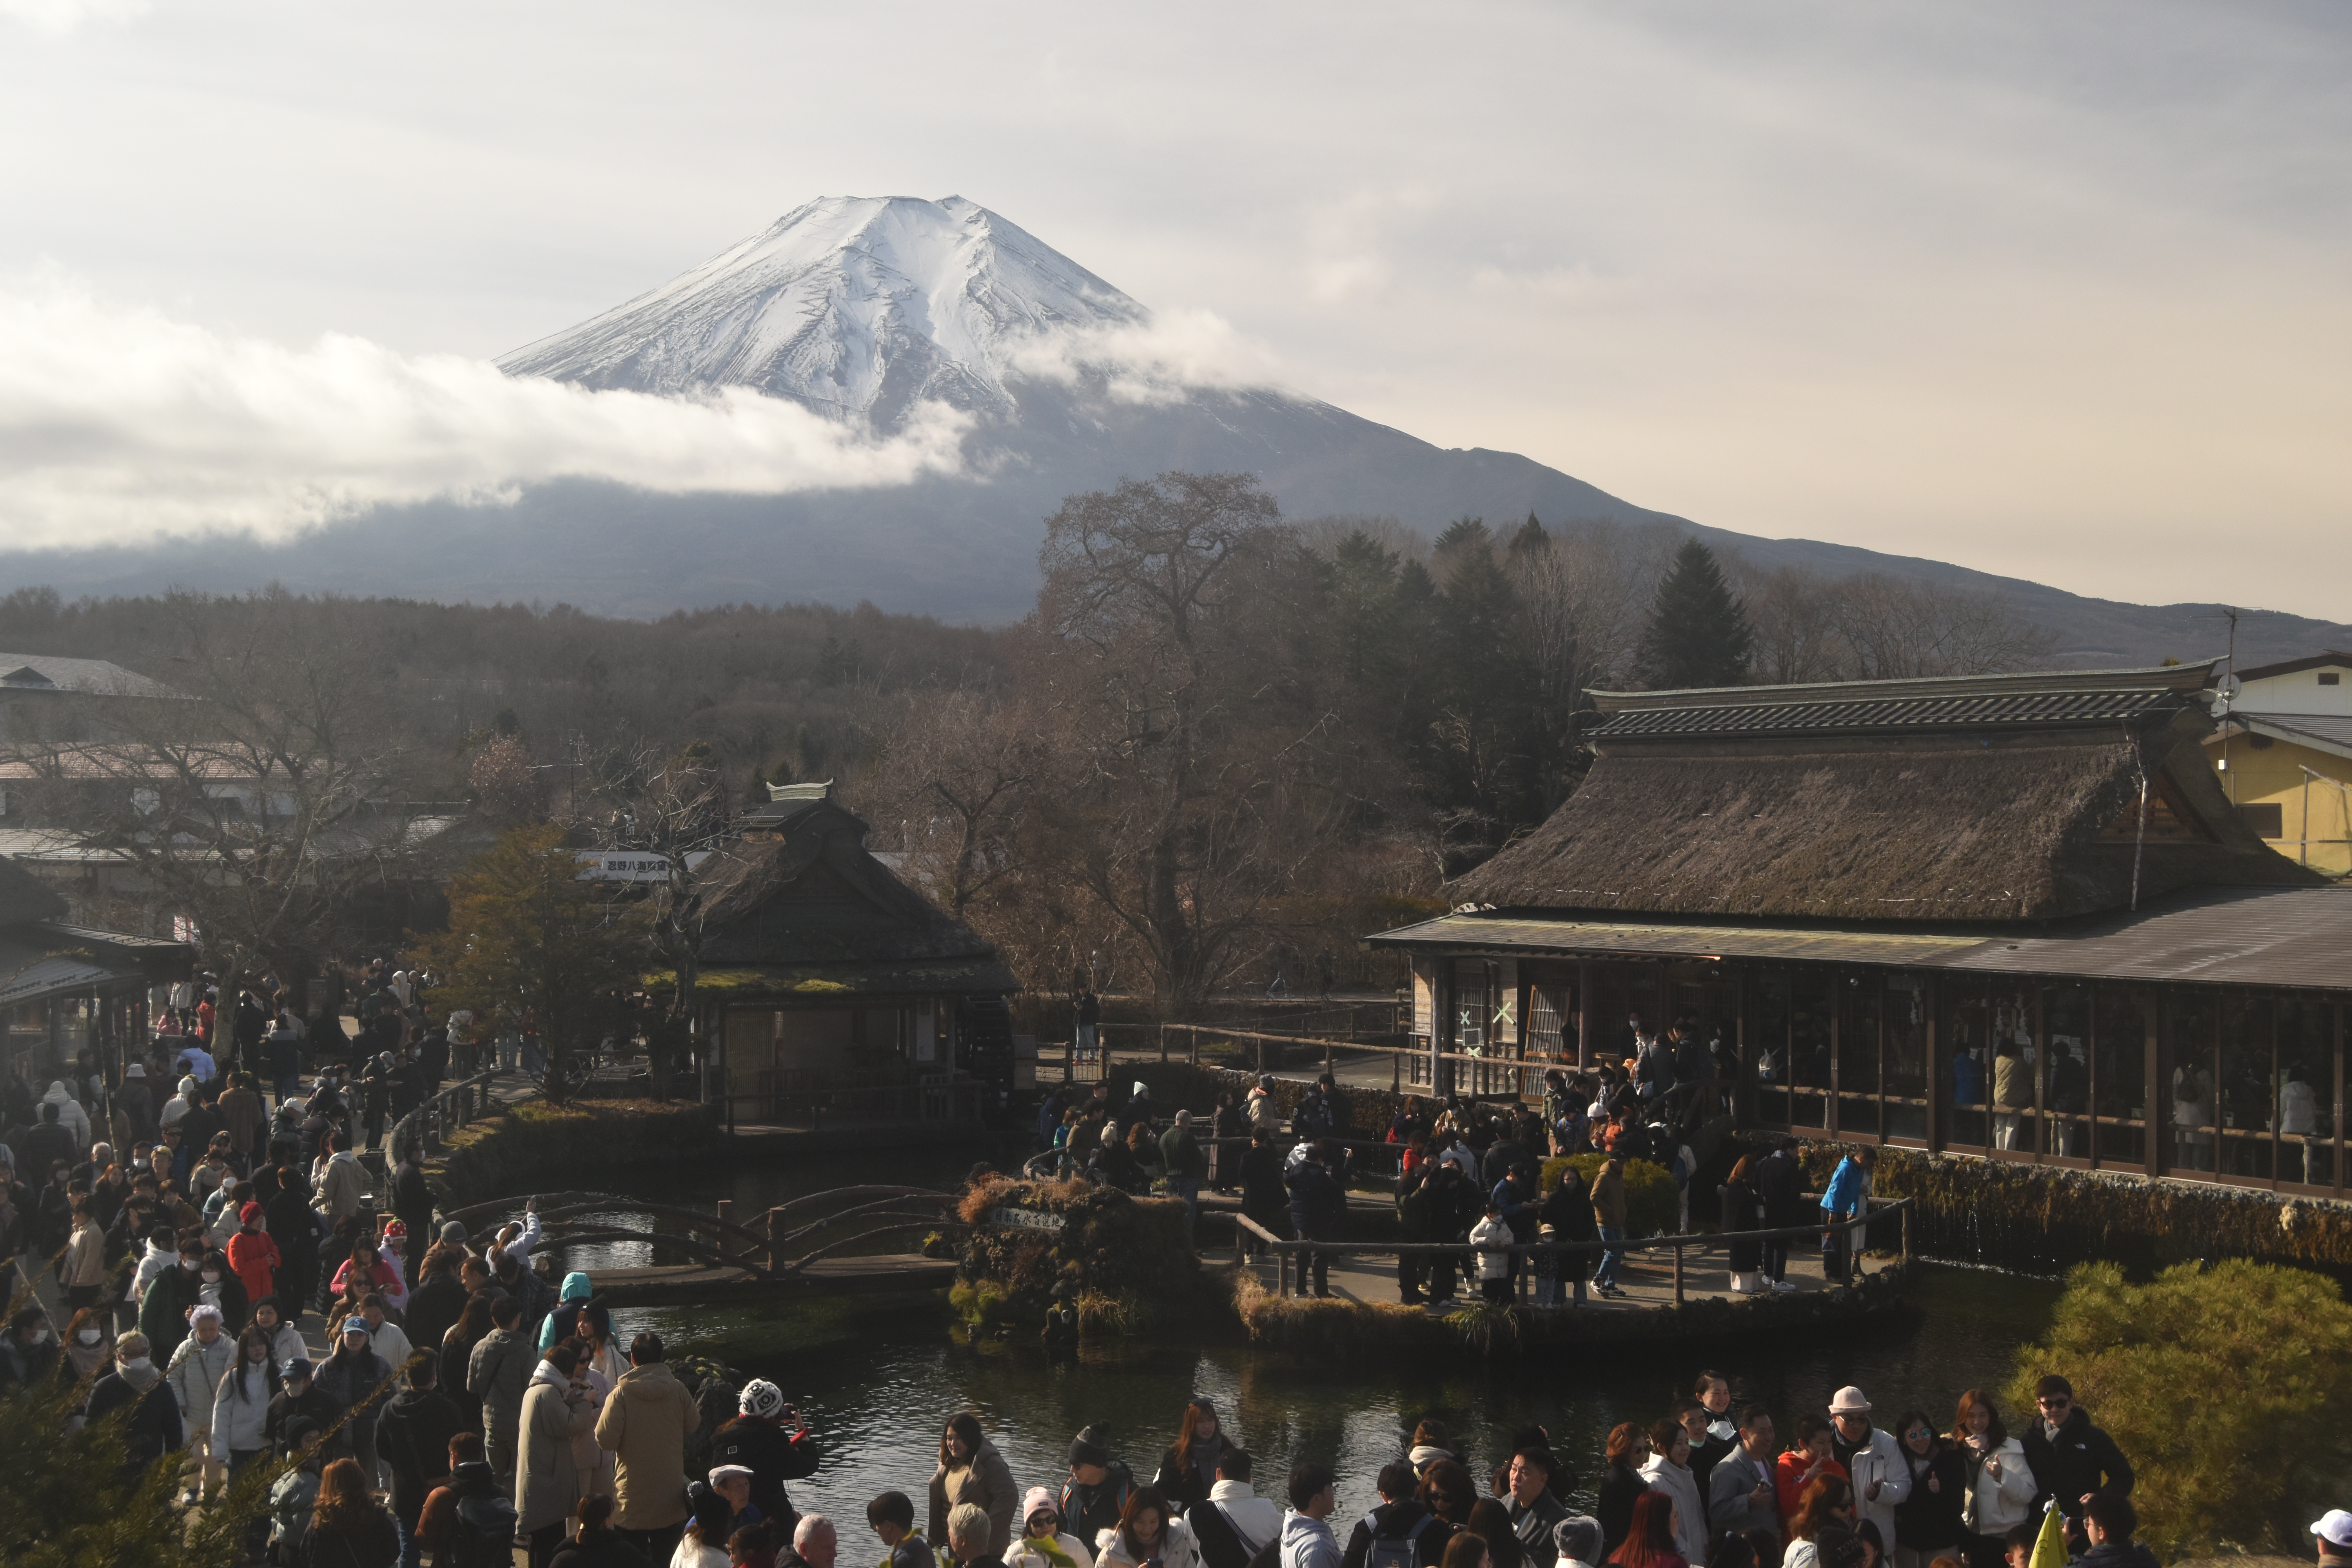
1453,662,2315,923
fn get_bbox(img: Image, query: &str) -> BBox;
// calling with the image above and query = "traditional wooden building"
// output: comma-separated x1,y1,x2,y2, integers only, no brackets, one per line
1371,662,2352,1196
0,853,188,1094
688,784,1018,1129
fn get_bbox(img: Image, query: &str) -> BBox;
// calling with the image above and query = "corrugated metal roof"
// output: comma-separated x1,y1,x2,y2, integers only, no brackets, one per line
1948,885,2352,990
1588,688,2183,739
0,951,144,1007
1368,913,1989,967
0,652,178,699
1371,885,2352,993
2238,712,2352,758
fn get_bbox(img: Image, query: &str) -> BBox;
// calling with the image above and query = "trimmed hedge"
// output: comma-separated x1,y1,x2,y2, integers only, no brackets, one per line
1539,1154,1680,1237
436,1100,720,1205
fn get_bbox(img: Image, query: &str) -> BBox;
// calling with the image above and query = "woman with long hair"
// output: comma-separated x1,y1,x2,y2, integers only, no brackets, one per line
1597,1423,1652,1556
1638,1418,1708,1565
1152,1397,1229,1514
303,1455,401,1568
1094,1485,1201,1568
1409,1421,1459,1479
1607,1493,1688,1568
1441,1535,1491,1568
216,1323,280,1559
929,1412,1020,1559
1781,1477,1856,1568
1947,1392,2034,1568
440,1289,499,1430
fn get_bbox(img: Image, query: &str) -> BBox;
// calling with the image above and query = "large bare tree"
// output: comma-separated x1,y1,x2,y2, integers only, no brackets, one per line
1024,472,1352,1013
3,589,421,1057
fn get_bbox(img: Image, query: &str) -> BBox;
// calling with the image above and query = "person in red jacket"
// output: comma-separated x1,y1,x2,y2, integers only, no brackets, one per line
226,1202,283,1305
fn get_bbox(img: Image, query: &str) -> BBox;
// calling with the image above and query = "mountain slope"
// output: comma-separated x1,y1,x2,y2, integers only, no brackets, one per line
0,194,2340,664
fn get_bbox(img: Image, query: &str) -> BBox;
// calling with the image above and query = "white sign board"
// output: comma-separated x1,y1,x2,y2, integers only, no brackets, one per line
575,850,713,884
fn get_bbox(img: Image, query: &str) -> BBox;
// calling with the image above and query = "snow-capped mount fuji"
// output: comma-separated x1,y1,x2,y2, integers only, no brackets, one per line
6,194,2336,664
499,195,1149,427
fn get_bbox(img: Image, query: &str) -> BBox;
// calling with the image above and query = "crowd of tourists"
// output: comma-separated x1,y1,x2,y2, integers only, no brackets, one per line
650,1374,2149,1568
1032,1053,1875,1307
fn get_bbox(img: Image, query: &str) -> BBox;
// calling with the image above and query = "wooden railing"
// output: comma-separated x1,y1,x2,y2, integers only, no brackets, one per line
1233,1198,1915,1301
385,1070,502,1160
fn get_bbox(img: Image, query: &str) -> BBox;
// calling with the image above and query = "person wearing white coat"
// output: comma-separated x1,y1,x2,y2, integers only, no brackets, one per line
211,1329,276,1470
40,1081,91,1153
1097,1502,1202,1568
1639,1422,1710,1566
1829,1388,1913,1550
168,1305,238,1502
1952,1392,2036,1568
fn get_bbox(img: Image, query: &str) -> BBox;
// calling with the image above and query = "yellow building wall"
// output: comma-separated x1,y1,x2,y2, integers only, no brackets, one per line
2210,735,2352,876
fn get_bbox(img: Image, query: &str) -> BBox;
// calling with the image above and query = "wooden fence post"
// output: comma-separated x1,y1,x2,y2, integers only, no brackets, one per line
1160,1025,1169,1064
1673,1243,1685,1308
1901,1203,1912,1266
766,1208,784,1274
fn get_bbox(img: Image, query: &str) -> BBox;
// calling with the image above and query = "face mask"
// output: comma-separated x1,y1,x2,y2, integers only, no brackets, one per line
201,1271,221,1283
28,1327,50,1344
182,1258,200,1272
120,1355,152,1373
77,1328,103,1345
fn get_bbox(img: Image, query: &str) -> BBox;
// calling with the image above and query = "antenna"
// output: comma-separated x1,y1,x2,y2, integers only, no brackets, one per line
2220,607,2239,806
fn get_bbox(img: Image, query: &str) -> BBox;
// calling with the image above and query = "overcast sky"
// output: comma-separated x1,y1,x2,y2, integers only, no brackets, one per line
0,1,2345,616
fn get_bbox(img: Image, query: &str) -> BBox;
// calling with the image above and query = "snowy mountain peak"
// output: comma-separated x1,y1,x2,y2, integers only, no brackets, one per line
499,195,1150,425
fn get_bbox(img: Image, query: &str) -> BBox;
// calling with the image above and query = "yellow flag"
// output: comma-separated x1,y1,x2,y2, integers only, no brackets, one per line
2029,1503,2072,1568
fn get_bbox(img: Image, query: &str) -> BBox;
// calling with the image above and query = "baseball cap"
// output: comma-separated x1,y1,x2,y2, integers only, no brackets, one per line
2313,1512,2352,1549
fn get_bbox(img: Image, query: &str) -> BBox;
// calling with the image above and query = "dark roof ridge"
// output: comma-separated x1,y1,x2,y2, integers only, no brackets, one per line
1588,660,2218,715
2234,649,2352,683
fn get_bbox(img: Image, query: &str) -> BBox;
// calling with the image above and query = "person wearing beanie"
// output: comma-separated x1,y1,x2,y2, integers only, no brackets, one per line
1552,1518,1606,1568
711,1378,823,1538
1060,1425,1136,1552
1009,1485,1096,1568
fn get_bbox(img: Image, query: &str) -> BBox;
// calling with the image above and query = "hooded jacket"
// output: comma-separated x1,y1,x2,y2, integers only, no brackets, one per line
595,1358,701,1530
1278,1512,1340,1568
539,1271,607,1349
40,1082,91,1150
517,1366,596,1533
1832,1421,1911,1546
376,1379,467,1523
1637,1456,1706,1565
167,1326,237,1435
1099,1515,1203,1568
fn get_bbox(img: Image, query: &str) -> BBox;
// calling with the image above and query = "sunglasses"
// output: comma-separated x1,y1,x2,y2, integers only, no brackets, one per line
2037,1398,2071,1410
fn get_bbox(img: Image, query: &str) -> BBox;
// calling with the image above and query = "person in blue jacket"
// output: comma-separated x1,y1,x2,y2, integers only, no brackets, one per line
1819,1147,1874,1281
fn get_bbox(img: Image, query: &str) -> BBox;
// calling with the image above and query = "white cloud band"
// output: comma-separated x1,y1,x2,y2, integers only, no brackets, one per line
0,278,972,550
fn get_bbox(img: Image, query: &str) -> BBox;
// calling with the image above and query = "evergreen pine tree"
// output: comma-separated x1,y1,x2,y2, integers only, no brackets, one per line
1508,512,1549,555
1637,539,1755,688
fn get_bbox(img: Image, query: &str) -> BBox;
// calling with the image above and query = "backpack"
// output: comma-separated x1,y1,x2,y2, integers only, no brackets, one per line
450,1491,519,1568
1362,1511,1437,1568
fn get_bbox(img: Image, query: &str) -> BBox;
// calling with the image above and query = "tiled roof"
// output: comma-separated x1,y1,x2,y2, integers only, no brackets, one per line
1587,688,2187,739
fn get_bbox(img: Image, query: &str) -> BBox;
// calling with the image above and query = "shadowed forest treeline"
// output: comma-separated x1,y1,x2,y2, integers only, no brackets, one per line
0,475,2056,1009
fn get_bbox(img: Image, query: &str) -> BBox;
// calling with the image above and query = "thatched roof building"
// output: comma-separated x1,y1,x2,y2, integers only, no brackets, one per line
1453,662,2315,922
1369,662,2351,1200
684,784,1017,1129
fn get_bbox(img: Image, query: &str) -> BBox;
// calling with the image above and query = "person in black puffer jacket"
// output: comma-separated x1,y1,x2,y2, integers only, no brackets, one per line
2020,1378,2132,1546
1891,1408,1967,1567
709,1378,822,1535
1285,1142,1348,1300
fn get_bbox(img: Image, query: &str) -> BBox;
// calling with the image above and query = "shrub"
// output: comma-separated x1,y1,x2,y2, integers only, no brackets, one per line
2005,1259,2352,1557
1540,1154,1679,1236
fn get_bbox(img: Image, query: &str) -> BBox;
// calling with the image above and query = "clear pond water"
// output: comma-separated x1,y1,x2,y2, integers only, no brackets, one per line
526,1149,2063,1528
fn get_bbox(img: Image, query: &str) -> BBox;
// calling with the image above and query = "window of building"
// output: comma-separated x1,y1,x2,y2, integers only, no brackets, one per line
2044,985,2090,1159
2240,802,2285,838
2279,998,2334,1187
2093,989,2148,1167
2321,672,2341,686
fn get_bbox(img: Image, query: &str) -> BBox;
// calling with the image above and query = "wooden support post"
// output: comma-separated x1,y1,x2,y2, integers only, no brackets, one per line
717,1200,732,1229
766,1208,784,1274
1673,1243,1685,1308
1189,1029,1199,1067
1900,1204,1912,1266
1324,1038,1333,1077
1277,1247,1289,1298
1258,1037,1267,1076
1160,1025,1169,1064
